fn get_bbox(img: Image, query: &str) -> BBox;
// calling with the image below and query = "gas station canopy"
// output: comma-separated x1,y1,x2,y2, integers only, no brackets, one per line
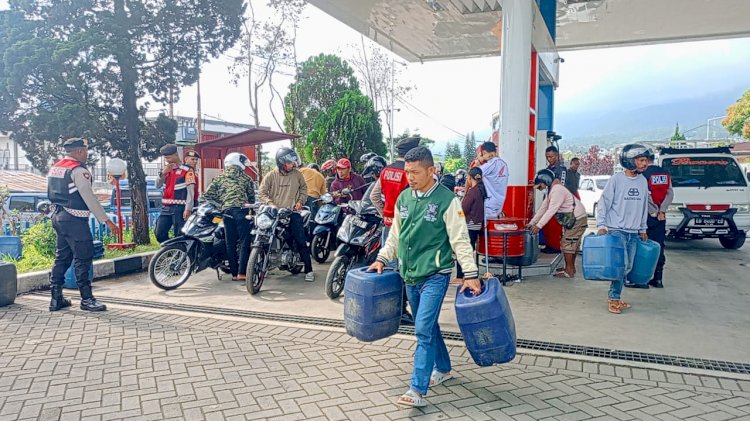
308,0,750,62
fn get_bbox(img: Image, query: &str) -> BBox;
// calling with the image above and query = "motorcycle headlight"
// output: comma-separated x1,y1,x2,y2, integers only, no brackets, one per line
256,213,274,229
666,203,683,214
735,204,750,214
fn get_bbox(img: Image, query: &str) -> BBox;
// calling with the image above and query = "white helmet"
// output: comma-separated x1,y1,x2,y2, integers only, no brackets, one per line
224,152,250,170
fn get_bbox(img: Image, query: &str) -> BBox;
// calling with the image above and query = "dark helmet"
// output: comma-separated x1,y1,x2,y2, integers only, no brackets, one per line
534,169,555,187
362,156,386,180
307,163,320,171
360,152,376,163
276,147,301,173
620,144,651,171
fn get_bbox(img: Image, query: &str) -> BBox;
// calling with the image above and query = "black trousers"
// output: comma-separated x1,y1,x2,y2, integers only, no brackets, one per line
223,208,251,277
289,212,313,273
155,205,186,243
50,210,94,290
456,229,480,278
647,216,667,281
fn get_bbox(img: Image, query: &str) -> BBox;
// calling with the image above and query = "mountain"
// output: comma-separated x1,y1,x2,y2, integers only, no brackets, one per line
555,89,742,146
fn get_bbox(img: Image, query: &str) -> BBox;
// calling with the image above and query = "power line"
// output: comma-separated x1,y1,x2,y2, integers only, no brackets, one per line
395,95,467,138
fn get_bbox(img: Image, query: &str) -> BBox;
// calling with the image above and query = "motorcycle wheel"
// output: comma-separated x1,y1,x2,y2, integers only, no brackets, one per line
149,244,192,290
311,232,330,263
246,248,267,295
325,255,351,299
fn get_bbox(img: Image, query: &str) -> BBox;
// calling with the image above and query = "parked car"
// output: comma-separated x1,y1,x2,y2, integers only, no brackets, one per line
659,147,749,249
578,175,610,216
2,192,48,214
106,179,162,214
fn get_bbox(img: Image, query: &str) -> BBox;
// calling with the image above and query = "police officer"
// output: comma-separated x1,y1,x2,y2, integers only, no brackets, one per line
626,148,673,289
48,138,118,312
184,150,201,203
155,144,196,243
203,153,255,282
368,135,420,325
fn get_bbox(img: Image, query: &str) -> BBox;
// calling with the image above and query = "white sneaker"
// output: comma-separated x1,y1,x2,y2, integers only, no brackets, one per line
304,272,315,282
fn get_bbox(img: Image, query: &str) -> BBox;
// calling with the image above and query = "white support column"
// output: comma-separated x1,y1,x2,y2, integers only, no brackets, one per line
499,0,533,188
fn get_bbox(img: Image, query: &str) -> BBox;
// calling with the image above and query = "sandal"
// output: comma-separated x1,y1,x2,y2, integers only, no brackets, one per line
608,300,621,314
397,389,426,407
618,300,631,310
553,271,574,278
429,370,453,387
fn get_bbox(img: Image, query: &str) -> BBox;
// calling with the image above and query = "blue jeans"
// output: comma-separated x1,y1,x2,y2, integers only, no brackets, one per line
405,273,451,396
608,230,639,300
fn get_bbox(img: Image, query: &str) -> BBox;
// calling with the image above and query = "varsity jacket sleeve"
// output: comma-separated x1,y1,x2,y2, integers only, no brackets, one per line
71,167,109,224
376,204,401,264
369,179,384,215
444,198,479,280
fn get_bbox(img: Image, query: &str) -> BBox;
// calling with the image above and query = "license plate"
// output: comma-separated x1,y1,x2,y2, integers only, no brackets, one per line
212,217,223,223
352,217,368,229
693,218,723,226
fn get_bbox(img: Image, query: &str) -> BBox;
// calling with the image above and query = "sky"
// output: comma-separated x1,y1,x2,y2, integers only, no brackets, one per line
2,0,748,154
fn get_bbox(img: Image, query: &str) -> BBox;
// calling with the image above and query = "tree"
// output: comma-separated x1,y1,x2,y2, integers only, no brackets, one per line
443,157,467,175
392,131,435,150
305,91,386,163
230,0,305,130
670,123,687,141
463,131,477,167
579,145,615,176
283,53,359,149
446,142,462,160
0,1,245,244
349,38,412,142
723,89,750,139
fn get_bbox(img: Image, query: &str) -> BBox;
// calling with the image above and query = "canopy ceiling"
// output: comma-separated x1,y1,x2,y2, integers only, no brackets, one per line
307,0,750,62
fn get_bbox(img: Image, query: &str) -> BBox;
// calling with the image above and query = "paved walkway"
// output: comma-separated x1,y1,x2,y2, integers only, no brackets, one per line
1,297,749,421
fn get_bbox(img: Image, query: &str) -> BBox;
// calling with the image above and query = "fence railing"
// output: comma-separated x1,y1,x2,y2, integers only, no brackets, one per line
3,212,159,241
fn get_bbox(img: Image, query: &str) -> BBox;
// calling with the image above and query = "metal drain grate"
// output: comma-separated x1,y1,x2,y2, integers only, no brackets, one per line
26,291,750,375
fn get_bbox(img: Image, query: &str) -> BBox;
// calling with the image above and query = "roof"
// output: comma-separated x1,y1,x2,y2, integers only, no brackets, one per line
194,128,300,151
308,0,750,62
0,171,48,192
732,142,750,153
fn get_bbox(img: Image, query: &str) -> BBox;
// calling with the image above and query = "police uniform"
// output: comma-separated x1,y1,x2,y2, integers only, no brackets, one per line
642,164,673,288
155,145,196,243
184,150,201,202
47,138,109,312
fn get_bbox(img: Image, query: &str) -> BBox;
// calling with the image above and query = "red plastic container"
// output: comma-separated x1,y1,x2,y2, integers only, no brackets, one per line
477,218,525,258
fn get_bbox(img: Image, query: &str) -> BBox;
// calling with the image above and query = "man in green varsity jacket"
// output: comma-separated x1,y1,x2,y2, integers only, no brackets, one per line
369,146,481,408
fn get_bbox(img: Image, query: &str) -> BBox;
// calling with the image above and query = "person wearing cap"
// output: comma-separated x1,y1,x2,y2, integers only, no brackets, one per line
47,138,119,312
330,158,367,205
155,144,196,243
527,169,587,279
184,150,201,203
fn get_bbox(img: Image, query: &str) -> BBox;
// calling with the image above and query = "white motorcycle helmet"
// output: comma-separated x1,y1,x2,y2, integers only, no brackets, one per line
224,152,250,170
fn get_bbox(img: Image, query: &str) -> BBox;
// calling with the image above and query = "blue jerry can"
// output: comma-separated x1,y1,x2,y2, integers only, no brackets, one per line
455,277,517,366
582,234,626,281
627,239,660,285
344,267,403,342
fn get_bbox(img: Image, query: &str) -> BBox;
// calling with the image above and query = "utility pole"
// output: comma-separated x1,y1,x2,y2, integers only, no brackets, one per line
196,75,203,144
390,59,395,160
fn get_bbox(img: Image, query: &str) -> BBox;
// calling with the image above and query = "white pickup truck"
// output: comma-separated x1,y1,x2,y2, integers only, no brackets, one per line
658,147,750,249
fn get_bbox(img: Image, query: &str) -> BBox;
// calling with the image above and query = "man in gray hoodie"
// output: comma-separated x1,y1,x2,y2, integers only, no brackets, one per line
478,142,509,218
596,144,650,314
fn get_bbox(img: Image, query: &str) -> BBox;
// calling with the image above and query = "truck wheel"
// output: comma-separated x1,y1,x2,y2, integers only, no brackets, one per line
719,234,746,250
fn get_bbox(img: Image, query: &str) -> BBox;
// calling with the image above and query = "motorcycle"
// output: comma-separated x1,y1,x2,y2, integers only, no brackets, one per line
324,199,383,299
148,202,235,290
310,188,351,264
246,205,312,295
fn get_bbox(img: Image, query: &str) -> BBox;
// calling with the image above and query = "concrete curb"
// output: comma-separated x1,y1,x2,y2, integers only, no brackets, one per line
16,251,156,295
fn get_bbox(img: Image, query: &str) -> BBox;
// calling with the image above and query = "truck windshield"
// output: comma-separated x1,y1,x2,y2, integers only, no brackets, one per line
662,157,748,188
